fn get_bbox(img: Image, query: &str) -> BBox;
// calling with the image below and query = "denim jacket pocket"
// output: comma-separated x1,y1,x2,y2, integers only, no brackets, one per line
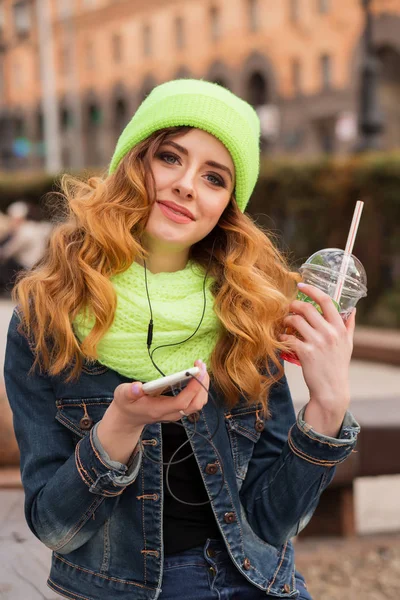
225,402,264,486
55,397,113,440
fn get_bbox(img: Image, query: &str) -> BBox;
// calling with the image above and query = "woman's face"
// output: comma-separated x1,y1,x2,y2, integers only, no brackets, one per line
144,128,235,252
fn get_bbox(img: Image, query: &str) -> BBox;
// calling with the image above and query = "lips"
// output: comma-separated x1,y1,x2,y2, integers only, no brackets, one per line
157,201,195,221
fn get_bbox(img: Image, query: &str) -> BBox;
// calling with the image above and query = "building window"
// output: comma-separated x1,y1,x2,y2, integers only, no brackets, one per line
320,53,332,89
114,98,127,136
210,6,220,42
318,0,330,13
212,78,227,88
248,0,258,32
13,1,31,37
291,58,302,95
36,110,44,142
89,104,102,126
289,0,300,22
14,116,26,137
61,107,73,130
143,24,152,57
315,117,335,153
248,71,268,107
175,16,184,50
112,33,122,63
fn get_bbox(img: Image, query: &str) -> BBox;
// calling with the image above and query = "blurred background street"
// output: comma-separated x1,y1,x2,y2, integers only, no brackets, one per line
0,0,399,599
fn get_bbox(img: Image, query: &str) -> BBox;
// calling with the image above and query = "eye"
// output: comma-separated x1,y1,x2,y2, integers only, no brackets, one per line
157,152,180,165
205,173,226,188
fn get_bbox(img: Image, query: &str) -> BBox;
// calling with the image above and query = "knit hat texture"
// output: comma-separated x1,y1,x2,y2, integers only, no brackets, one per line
109,79,260,212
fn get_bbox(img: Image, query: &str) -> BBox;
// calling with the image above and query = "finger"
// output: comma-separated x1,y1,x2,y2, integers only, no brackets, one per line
176,361,208,401
289,300,326,329
279,333,302,351
136,362,209,419
280,333,313,362
345,307,356,336
159,411,186,422
296,283,342,325
124,381,145,402
284,313,321,343
141,370,209,417
183,382,209,413
175,366,210,416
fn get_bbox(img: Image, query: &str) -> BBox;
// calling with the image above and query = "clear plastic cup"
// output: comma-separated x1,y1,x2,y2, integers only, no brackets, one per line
281,248,368,366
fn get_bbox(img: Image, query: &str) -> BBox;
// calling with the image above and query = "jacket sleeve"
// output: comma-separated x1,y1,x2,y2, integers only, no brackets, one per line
239,368,360,547
4,309,142,554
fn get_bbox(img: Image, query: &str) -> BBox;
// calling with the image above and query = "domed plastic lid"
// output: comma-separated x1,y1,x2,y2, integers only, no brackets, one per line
300,248,367,296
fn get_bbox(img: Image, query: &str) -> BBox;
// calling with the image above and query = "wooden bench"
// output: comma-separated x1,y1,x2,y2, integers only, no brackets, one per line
300,396,400,537
353,326,400,367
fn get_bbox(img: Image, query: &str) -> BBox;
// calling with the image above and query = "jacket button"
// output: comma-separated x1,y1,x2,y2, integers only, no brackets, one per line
224,512,236,524
79,416,94,430
243,558,251,570
255,420,265,432
205,463,219,475
187,411,200,423
283,583,291,593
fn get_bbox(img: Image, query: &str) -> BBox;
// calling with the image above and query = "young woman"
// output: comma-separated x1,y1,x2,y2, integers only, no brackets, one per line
5,79,359,600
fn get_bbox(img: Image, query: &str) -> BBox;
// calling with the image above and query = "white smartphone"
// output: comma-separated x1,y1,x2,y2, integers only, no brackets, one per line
142,367,200,396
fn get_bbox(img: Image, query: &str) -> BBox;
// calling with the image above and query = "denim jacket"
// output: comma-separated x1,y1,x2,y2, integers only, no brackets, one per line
4,309,360,600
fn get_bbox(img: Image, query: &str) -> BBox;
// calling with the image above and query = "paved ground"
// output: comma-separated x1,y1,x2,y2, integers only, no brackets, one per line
1,299,399,599
295,531,400,600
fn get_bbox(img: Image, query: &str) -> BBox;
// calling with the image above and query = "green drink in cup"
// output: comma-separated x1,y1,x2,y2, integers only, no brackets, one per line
281,200,368,366
281,248,367,366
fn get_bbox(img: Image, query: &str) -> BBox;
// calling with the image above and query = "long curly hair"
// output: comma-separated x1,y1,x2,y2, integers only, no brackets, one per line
13,126,299,410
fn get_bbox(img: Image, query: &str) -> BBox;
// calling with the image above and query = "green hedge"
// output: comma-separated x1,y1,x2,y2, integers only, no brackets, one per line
250,153,400,328
1,153,399,328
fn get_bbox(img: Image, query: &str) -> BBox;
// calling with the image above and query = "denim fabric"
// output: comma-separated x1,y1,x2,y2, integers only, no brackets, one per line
161,539,313,600
4,309,360,600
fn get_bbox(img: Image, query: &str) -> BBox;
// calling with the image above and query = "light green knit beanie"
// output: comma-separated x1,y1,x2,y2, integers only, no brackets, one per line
109,79,260,212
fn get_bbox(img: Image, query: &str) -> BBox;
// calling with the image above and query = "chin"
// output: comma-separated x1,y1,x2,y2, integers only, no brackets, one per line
145,223,194,248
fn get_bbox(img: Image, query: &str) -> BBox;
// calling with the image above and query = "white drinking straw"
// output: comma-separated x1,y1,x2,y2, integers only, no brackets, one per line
333,200,364,304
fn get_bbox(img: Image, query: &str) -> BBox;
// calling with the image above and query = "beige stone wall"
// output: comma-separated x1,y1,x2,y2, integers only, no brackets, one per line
1,0,400,166
3,0,400,109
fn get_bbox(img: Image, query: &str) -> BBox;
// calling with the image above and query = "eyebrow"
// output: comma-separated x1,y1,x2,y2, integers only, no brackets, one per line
163,140,234,182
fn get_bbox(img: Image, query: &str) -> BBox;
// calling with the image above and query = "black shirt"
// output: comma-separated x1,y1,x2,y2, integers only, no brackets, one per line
161,421,221,555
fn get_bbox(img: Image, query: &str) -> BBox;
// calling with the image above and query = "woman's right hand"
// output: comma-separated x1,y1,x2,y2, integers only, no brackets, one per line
96,360,209,465
111,359,209,429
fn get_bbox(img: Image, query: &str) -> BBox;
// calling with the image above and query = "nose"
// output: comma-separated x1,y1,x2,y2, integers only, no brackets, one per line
173,170,196,200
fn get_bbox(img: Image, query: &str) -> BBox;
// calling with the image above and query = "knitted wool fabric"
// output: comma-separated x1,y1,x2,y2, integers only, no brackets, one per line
108,79,260,213
73,261,220,382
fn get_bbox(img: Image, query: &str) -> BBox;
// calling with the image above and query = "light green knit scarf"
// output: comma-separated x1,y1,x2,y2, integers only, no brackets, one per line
73,260,221,382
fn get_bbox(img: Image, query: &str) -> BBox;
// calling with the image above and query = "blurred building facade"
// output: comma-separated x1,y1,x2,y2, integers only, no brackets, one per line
0,0,399,171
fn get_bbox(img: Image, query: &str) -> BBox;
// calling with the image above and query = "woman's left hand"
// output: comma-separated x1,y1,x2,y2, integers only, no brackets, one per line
280,283,356,437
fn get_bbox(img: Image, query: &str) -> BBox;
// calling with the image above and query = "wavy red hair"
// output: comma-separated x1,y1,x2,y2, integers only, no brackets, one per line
13,127,299,410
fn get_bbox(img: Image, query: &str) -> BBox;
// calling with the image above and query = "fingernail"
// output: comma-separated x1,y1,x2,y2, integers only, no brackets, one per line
297,282,306,288
132,383,141,395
